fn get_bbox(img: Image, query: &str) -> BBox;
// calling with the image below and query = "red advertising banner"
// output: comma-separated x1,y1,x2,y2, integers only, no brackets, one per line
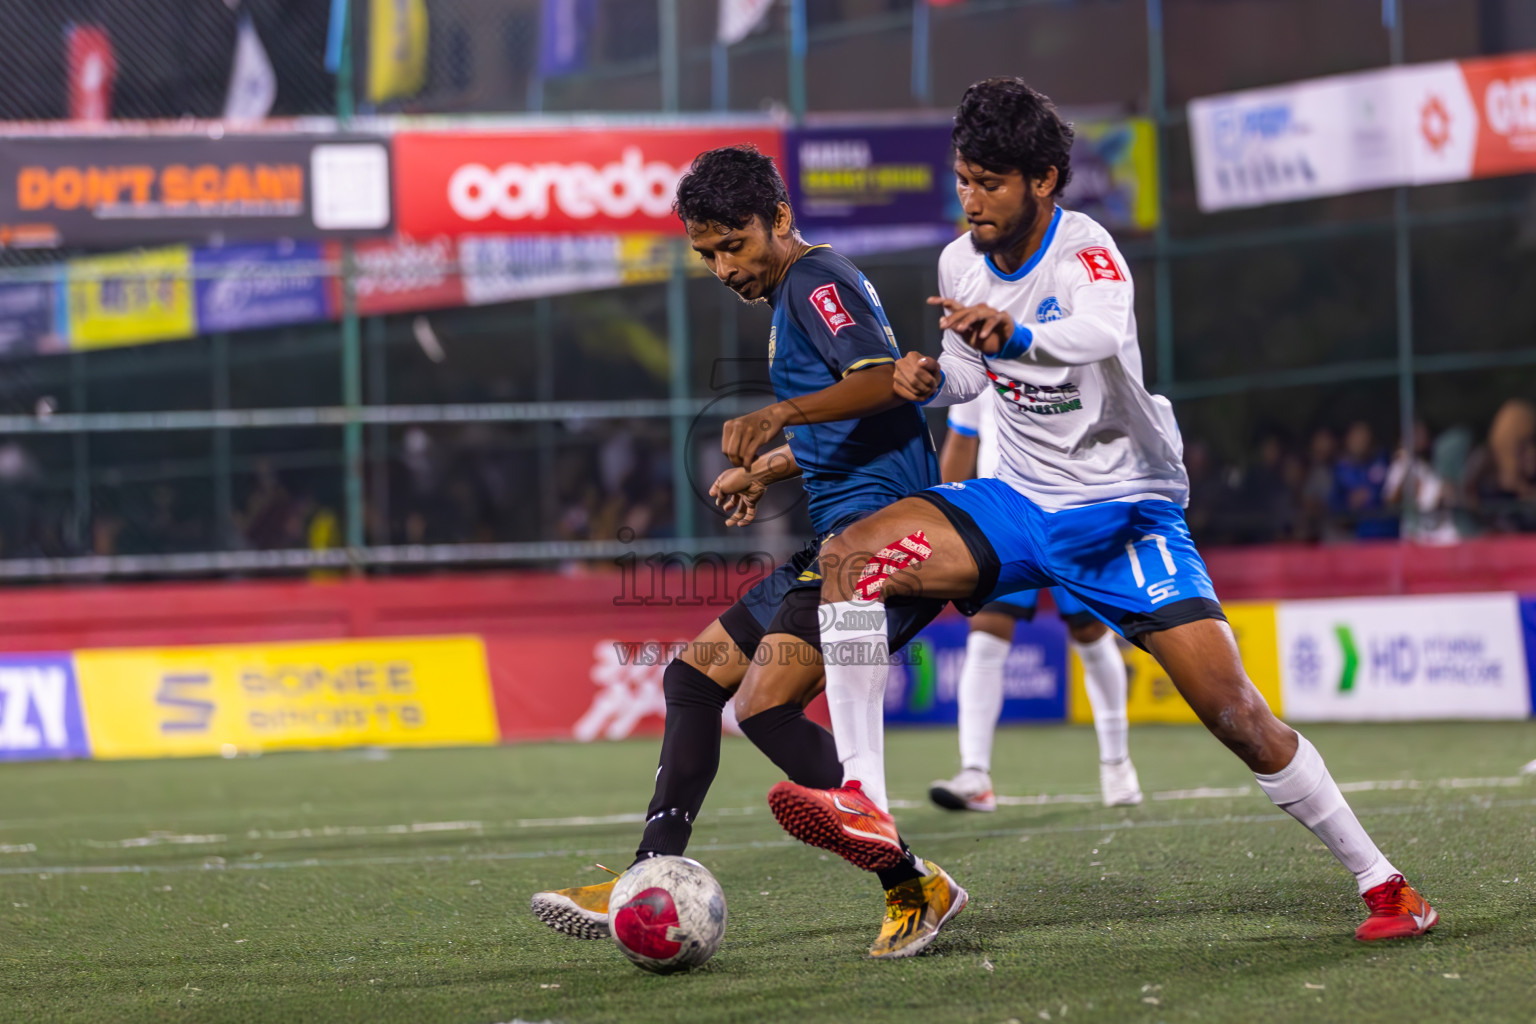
392,127,784,237
328,235,466,315
1460,53,1536,179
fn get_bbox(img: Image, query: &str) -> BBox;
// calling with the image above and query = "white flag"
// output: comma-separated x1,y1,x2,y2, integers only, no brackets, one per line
718,0,773,45
223,14,276,122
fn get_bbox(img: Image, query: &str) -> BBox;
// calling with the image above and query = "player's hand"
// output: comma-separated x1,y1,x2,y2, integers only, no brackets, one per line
721,403,789,468
894,351,942,403
928,296,1015,356
709,467,768,527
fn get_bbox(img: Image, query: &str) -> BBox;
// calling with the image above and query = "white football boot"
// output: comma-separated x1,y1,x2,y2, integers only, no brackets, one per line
928,768,996,812
1100,756,1143,807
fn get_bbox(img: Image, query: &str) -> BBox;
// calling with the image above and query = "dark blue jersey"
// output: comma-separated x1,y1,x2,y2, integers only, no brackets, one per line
767,246,938,533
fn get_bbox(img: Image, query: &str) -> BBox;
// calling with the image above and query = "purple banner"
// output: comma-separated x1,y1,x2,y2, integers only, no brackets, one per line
785,124,959,239
0,282,61,358
0,653,91,761
193,241,332,333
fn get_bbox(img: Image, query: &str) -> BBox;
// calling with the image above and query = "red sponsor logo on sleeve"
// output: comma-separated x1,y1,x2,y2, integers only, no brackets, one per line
808,283,855,335
1076,246,1126,283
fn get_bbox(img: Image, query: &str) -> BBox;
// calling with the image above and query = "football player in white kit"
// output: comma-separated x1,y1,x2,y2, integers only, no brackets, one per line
767,77,1438,943
929,390,1142,812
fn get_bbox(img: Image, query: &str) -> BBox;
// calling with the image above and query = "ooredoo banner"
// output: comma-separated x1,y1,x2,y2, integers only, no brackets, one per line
392,127,783,237
1277,593,1531,721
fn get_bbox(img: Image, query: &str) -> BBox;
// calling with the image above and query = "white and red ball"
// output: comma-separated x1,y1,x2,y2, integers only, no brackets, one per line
607,855,727,974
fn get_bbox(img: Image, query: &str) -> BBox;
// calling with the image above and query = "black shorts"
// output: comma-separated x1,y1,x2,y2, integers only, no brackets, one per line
718,517,946,660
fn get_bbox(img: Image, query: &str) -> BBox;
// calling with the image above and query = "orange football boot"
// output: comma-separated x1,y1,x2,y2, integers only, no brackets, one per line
767,779,906,870
1355,874,1439,941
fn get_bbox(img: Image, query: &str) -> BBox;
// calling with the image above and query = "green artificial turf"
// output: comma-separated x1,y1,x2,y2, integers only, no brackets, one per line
2,722,1534,1024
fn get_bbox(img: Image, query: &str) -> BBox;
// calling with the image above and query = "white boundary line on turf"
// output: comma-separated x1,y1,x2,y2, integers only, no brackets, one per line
3,795,1533,880
0,775,1528,852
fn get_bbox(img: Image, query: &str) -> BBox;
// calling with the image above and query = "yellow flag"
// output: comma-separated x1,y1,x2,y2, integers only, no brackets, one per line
367,0,428,104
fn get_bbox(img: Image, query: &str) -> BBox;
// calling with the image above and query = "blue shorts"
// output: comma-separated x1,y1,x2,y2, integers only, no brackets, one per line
984,586,1097,628
915,478,1224,648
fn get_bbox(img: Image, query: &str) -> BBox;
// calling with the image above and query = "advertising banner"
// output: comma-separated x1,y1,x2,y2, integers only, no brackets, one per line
784,118,1159,254
1277,594,1531,721
65,245,196,349
193,241,332,333
1190,50,1536,211
884,613,1067,726
0,654,92,761
1068,602,1282,725
0,135,392,248
392,127,784,237
0,282,62,358
460,233,623,305
339,234,466,315
75,635,498,759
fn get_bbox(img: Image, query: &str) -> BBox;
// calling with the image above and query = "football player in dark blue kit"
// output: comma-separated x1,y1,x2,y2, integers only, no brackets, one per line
531,145,967,959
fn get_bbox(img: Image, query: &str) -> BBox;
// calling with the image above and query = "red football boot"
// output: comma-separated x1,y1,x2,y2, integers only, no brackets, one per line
1355,874,1439,941
767,779,906,871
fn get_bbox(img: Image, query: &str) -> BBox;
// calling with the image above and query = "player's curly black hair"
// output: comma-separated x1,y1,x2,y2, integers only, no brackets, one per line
673,144,792,231
952,77,1074,195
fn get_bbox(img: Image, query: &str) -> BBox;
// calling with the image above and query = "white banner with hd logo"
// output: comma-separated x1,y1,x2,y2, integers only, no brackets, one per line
1278,593,1531,721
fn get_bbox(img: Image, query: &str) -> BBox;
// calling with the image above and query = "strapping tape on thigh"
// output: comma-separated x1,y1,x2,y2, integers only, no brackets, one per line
855,530,932,600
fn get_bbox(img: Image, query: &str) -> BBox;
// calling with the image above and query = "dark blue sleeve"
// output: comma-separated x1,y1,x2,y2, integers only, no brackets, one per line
783,260,899,378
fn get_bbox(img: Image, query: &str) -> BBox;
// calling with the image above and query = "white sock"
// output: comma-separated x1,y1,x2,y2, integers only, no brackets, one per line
820,599,891,813
1076,632,1129,764
1254,734,1399,894
957,630,1009,773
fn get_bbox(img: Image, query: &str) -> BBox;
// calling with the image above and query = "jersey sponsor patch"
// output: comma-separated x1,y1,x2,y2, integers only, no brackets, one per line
986,368,1083,415
1076,246,1126,283
808,283,855,335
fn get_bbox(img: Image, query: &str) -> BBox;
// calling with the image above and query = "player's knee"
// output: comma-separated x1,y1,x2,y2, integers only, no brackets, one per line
1207,687,1284,763
664,658,733,710
733,672,803,719
1069,619,1108,645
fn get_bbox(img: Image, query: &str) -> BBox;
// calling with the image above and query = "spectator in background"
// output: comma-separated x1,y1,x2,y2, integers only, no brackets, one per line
1465,398,1536,532
1385,420,1457,545
1331,420,1397,539
1226,430,1294,543
1297,427,1338,542
1182,439,1225,544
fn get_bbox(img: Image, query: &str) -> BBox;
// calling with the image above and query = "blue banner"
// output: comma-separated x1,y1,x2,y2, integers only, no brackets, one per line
885,613,1067,726
539,0,593,77
0,653,91,761
0,282,58,357
193,241,331,333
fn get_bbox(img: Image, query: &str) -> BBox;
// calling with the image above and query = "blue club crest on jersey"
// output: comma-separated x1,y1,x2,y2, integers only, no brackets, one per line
1036,296,1064,322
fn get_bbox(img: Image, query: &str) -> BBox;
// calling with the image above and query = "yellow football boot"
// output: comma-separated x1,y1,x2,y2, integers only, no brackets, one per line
529,865,620,940
868,859,969,959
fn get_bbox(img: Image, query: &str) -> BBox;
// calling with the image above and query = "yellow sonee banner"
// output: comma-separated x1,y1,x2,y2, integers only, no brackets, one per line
76,635,498,759
1068,602,1282,724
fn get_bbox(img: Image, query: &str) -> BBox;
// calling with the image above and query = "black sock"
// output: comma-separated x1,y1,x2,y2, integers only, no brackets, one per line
876,844,923,890
737,703,842,789
635,659,731,862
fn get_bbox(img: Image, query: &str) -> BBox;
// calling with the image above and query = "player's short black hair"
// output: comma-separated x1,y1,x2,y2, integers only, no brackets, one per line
673,145,792,231
952,77,1074,195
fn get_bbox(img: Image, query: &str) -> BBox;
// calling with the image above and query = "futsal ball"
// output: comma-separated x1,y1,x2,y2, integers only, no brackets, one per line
608,855,727,974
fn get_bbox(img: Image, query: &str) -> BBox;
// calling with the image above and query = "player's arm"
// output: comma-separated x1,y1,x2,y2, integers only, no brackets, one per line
720,365,903,468
938,395,982,482
711,444,800,527
939,431,979,484
931,248,1133,368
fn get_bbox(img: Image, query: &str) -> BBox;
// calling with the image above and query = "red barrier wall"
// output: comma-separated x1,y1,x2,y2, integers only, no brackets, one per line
7,536,1536,740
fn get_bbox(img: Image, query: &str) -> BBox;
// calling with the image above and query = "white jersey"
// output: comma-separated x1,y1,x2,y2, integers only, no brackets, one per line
930,207,1188,509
